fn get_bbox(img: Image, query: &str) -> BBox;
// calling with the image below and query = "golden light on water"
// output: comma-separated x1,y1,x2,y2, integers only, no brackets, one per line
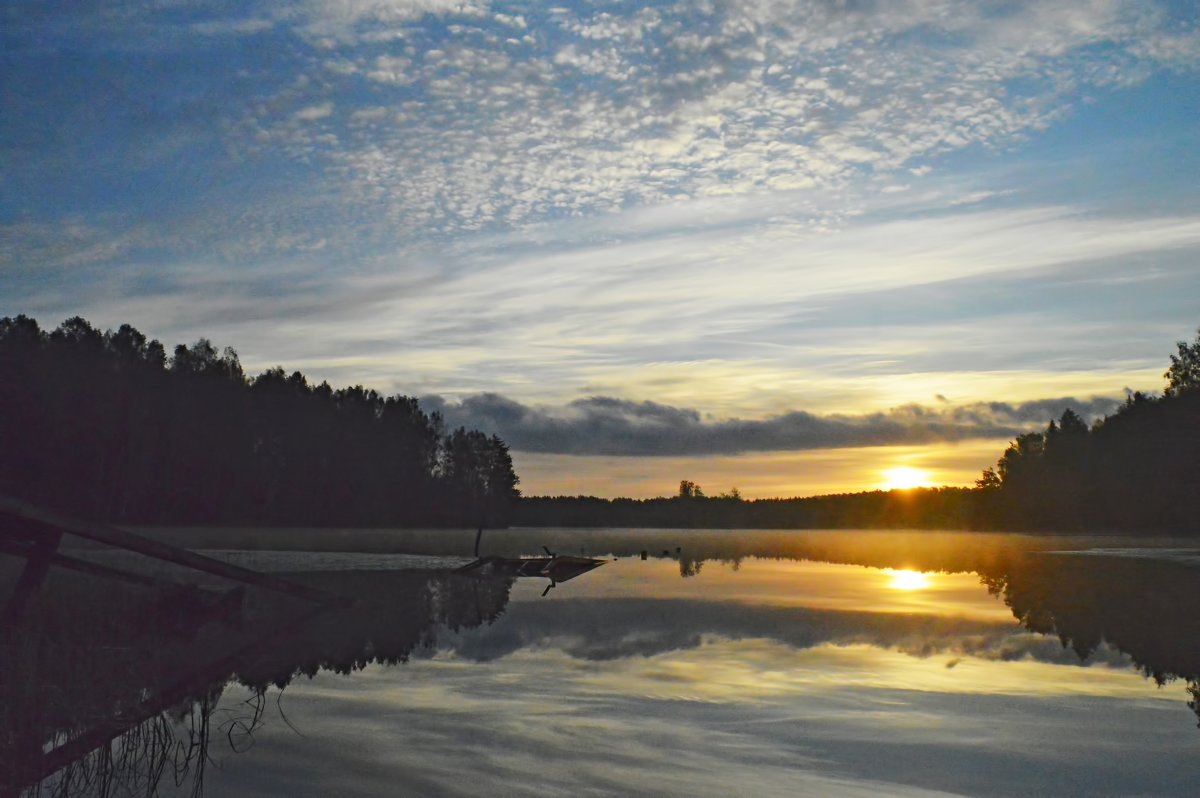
886,569,931,590
880,466,932,490
557,556,1015,621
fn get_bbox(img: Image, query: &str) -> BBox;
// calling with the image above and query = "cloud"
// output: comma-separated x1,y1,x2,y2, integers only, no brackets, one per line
5,195,1190,431
203,0,1200,235
420,392,1123,456
3,1,1197,438
293,102,335,121
190,18,276,37
434,597,1134,672
6,1,1198,267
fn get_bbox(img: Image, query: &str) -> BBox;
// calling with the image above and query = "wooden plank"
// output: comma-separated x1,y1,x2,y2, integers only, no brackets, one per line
0,497,353,607
0,538,173,589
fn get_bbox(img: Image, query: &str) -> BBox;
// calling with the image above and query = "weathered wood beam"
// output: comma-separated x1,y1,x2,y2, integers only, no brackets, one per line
0,497,353,607
0,537,172,589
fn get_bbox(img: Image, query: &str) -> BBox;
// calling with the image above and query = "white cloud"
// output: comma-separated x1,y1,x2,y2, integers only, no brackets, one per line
225,0,1194,237
1131,26,1200,68
293,102,335,121
190,18,276,36
298,0,490,40
365,54,414,83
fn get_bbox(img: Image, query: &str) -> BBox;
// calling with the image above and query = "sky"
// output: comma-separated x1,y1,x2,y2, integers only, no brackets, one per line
3,0,1199,498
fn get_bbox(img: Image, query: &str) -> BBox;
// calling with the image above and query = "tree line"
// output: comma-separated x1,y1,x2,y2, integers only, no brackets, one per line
518,327,1200,534
0,315,519,527
972,327,1200,532
516,484,982,529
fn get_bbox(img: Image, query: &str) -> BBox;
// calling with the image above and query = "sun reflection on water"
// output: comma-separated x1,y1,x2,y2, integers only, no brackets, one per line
886,568,931,591
533,556,1014,621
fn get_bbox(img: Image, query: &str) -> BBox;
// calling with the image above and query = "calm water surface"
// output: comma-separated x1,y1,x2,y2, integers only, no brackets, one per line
9,529,1200,796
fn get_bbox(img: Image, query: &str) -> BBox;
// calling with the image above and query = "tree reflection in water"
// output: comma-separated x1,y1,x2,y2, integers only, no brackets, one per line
984,552,1200,727
0,567,514,797
634,535,1200,729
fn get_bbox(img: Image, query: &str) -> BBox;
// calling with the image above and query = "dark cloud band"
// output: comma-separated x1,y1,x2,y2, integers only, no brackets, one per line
419,393,1122,456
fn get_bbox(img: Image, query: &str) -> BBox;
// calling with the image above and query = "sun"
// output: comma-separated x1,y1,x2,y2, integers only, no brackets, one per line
880,466,932,490
886,569,931,590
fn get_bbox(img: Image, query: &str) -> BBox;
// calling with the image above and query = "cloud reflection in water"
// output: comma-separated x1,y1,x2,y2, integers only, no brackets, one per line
188,555,1199,796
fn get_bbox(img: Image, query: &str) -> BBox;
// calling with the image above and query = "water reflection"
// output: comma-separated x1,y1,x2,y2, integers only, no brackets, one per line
595,538,1200,728
1,569,516,796
5,531,1200,796
885,569,929,590
557,557,1014,621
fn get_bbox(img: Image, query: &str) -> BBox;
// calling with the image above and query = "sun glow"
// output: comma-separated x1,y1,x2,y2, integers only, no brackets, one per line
886,569,931,590
880,466,931,490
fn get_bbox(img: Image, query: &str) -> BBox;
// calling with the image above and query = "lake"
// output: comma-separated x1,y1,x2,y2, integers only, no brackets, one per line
5,528,1200,796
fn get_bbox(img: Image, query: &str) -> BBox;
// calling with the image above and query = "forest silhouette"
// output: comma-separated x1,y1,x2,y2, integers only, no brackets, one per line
0,315,519,528
2,314,1197,533
971,329,1200,532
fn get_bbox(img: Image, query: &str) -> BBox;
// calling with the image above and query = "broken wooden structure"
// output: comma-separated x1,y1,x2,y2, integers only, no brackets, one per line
0,495,352,625
0,496,359,795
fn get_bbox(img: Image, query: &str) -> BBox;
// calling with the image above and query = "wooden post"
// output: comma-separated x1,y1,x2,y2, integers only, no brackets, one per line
1,517,63,625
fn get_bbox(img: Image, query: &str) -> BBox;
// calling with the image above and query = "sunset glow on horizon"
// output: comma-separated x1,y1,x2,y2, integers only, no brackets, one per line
880,467,934,491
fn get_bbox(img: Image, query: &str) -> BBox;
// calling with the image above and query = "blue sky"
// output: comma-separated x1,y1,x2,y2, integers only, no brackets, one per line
3,1,1198,496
